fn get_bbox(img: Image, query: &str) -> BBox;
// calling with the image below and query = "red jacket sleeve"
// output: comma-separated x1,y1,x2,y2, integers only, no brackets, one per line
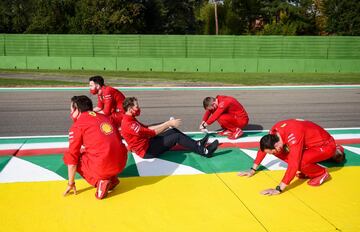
97,95,104,109
202,110,211,122
281,133,304,185
254,149,267,166
206,100,230,125
102,88,113,115
128,121,156,138
63,126,83,165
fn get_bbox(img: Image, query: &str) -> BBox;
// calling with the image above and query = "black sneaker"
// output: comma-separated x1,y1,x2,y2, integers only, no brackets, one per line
202,139,219,158
197,134,210,147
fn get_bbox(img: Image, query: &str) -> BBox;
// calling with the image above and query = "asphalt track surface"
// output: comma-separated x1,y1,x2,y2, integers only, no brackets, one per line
0,87,360,136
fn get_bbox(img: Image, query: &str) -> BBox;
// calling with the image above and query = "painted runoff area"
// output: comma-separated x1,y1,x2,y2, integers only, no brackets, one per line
0,129,360,232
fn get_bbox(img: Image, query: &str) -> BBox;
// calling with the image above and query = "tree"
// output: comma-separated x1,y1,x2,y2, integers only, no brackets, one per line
142,0,167,34
162,0,203,34
224,0,263,34
198,1,227,34
0,0,32,33
68,0,146,34
26,0,75,33
323,0,360,35
259,0,318,35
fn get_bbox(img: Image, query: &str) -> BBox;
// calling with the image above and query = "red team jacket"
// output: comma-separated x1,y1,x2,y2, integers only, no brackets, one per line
120,114,157,158
97,86,125,116
254,119,334,185
64,111,128,180
202,95,248,125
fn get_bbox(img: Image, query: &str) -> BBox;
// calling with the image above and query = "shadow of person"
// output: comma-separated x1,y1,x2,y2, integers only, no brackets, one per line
75,186,94,195
286,178,307,190
108,175,168,199
244,124,264,131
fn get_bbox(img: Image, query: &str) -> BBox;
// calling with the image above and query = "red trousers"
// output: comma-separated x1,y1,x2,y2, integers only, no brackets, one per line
280,139,336,179
76,157,127,187
217,114,249,132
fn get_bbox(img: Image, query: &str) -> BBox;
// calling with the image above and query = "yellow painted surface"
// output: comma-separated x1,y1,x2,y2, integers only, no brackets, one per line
0,167,359,232
0,174,265,232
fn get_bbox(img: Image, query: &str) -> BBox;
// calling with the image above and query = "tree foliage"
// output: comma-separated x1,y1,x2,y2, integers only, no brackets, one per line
0,0,358,35
323,0,360,35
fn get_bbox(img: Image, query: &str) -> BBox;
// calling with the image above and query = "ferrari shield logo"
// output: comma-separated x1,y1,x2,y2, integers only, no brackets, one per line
100,122,113,135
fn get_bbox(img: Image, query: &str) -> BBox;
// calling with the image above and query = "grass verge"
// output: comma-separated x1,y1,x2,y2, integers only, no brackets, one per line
1,69,360,86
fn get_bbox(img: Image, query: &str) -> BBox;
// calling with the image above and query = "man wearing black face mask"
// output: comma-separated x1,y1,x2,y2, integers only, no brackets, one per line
89,75,126,128
121,97,219,159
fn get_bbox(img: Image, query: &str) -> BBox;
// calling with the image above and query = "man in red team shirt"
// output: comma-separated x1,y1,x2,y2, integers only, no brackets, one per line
63,95,128,200
121,97,219,159
199,96,249,140
238,119,345,195
89,75,126,128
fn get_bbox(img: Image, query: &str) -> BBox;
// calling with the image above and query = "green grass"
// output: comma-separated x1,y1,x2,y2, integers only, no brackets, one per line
0,69,360,86
0,78,84,87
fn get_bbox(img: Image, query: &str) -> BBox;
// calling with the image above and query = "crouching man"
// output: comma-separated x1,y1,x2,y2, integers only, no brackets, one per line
238,119,345,195
63,95,128,200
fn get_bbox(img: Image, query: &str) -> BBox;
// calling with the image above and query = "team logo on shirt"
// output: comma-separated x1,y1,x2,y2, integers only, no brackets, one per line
280,123,287,128
100,122,113,135
131,122,140,133
88,111,96,117
287,133,297,145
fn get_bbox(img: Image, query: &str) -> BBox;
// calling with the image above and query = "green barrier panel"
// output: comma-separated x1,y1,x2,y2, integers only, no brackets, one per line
337,59,360,72
282,36,329,59
116,35,141,57
94,35,141,57
93,35,120,57
1,35,360,73
48,34,93,57
4,34,48,56
304,59,341,73
0,34,4,56
234,36,260,58
27,56,71,70
71,57,116,71
140,35,186,58
0,56,27,69
301,37,329,59
258,58,306,73
328,37,360,59
116,57,163,72
210,58,258,72
163,58,209,72
256,36,284,58
187,35,235,58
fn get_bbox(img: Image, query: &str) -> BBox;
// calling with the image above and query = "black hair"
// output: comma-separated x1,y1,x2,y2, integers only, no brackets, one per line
89,75,105,87
123,97,138,112
71,95,93,112
203,97,215,109
260,134,279,151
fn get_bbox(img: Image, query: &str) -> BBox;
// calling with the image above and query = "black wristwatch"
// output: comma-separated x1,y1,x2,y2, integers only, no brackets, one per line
275,185,282,193
250,167,256,172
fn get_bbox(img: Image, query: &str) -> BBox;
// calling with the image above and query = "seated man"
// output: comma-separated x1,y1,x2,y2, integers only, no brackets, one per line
63,95,128,200
121,97,219,159
238,119,345,196
89,75,126,128
199,96,249,140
